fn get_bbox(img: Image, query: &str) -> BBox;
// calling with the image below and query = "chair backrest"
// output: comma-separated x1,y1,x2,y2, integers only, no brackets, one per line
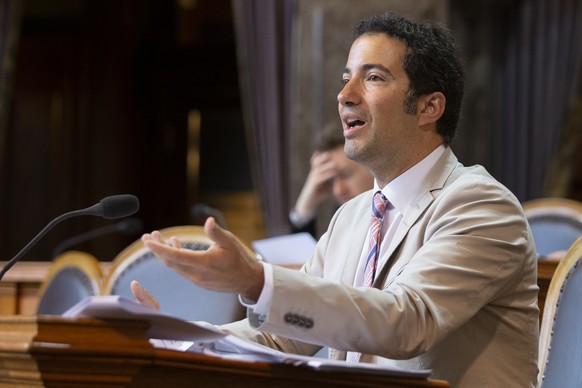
538,235,582,387
36,251,102,315
102,225,245,324
522,198,582,258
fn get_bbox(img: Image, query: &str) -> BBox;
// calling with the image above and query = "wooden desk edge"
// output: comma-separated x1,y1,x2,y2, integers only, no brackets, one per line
0,315,448,387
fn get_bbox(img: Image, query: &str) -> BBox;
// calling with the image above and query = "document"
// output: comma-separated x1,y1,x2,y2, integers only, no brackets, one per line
63,295,226,342
252,232,317,265
63,296,432,379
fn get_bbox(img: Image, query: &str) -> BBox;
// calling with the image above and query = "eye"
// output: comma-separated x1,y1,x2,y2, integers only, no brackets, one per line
368,74,382,82
341,77,350,85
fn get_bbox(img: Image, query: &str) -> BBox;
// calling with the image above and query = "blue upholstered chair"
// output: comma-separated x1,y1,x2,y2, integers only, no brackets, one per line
538,235,582,387
102,225,245,324
36,251,102,315
523,198,582,258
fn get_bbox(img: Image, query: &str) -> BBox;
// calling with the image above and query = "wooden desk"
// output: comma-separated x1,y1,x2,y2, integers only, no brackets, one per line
0,316,448,387
0,262,52,316
0,261,112,316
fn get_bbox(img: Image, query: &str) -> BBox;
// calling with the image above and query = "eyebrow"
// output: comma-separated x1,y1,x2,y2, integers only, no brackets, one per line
342,63,392,77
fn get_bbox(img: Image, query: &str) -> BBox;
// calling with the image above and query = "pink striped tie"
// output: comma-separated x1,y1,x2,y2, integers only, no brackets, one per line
363,191,389,287
347,191,389,364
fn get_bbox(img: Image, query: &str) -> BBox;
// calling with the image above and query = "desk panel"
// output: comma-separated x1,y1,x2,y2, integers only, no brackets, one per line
0,316,448,387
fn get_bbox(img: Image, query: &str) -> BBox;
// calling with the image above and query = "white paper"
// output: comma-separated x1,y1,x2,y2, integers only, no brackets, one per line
63,296,432,379
63,295,226,342
252,232,317,265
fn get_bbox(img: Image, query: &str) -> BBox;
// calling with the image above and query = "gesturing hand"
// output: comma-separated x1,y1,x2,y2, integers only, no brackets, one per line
142,217,265,301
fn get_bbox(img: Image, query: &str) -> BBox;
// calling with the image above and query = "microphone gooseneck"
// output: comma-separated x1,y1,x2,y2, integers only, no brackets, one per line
51,217,143,258
0,194,140,281
191,203,228,229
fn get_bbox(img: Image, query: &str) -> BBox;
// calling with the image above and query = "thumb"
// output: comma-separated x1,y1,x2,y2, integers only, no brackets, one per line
204,216,236,249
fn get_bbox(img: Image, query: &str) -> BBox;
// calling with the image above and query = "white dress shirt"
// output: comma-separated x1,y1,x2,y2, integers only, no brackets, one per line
243,145,446,320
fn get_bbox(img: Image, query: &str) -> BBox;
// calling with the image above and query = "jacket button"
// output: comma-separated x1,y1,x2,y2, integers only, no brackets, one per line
284,313,294,324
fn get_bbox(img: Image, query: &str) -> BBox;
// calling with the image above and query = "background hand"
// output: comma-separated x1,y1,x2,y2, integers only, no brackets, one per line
130,280,161,311
293,150,337,219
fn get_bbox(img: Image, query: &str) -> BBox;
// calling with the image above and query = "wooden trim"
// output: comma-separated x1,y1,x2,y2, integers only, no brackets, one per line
538,236,582,381
101,225,212,295
523,197,582,221
0,316,449,387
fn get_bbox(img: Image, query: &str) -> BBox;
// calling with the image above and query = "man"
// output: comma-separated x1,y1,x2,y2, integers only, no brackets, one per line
136,12,539,387
290,122,373,236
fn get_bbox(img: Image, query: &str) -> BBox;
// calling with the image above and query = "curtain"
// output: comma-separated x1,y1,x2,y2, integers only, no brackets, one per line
231,0,296,236
0,0,22,221
490,0,582,201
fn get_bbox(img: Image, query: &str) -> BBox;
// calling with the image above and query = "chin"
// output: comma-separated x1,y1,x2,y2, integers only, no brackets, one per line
344,143,358,160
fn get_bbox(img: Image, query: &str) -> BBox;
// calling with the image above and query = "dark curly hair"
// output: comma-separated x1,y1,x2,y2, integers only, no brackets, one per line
354,12,465,145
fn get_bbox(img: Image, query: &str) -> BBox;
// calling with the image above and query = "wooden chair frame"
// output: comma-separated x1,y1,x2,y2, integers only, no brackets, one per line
102,225,212,294
523,197,582,221
35,250,102,314
538,235,582,384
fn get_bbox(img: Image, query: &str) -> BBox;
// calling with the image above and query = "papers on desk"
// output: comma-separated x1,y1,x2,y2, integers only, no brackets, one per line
64,295,432,379
63,295,226,342
252,232,317,265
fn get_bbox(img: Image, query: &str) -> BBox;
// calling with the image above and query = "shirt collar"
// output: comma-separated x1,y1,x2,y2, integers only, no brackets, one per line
374,145,446,214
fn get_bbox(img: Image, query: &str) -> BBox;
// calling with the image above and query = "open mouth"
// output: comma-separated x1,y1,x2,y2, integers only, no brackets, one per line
347,119,365,128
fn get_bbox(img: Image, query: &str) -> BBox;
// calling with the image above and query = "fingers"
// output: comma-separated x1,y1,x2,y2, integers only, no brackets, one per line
139,220,262,295
142,231,181,249
204,217,235,250
130,280,161,311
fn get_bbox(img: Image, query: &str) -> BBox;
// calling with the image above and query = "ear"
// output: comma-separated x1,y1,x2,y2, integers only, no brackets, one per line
417,92,446,127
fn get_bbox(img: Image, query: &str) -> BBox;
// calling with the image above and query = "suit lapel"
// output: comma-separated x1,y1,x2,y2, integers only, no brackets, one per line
340,190,374,285
373,148,459,288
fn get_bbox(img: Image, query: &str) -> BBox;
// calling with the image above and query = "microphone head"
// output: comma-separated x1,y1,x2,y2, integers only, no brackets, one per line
100,195,139,219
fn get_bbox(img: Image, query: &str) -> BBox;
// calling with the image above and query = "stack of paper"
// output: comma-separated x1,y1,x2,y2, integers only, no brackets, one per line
64,296,432,378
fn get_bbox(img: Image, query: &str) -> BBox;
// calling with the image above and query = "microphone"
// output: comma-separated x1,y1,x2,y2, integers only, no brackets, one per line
51,217,143,258
191,203,228,229
0,194,139,281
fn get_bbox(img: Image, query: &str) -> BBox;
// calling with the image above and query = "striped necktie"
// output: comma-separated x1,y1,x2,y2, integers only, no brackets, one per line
347,191,389,364
364,191,389,287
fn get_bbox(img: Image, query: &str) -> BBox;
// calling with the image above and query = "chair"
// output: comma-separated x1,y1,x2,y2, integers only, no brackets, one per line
102,225,245,324
522,198,582,258
36,251,102,315
538,235,582,387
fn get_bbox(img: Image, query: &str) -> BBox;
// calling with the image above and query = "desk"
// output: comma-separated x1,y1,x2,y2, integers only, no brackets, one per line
0,261,112,316
0,262,51,315
0,316,448,387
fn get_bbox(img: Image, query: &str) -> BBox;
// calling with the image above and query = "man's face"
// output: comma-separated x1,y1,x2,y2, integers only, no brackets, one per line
338,33,419,179
328,146,373,204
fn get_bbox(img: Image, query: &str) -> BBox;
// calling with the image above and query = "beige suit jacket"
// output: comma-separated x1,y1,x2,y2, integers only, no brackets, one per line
223,148,539,387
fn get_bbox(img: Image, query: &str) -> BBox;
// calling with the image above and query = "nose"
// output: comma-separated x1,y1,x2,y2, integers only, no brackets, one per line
337,79,360,107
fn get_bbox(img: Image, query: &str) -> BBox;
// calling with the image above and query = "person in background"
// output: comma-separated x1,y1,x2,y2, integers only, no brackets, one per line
134,12,539,387
290,122,373,236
